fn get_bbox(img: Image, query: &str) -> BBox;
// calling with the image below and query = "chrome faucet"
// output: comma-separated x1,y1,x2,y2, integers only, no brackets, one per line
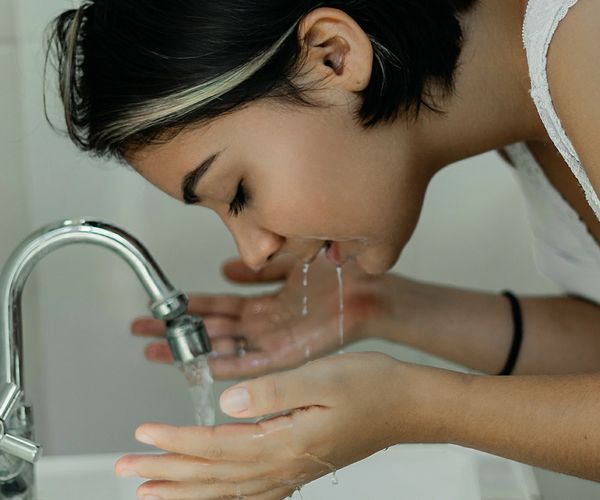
0,218,212,498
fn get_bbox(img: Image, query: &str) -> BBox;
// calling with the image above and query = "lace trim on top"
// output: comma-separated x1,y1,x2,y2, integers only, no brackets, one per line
523,0,600,222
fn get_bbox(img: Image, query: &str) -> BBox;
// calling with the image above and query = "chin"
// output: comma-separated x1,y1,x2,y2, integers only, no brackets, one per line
355,249,398,276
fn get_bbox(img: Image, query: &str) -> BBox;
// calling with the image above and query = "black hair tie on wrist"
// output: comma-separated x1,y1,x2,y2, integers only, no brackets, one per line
498,291,523,376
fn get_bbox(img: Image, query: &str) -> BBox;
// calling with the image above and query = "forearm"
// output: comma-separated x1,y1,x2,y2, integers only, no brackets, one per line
377,277,600,375
429,370,600,481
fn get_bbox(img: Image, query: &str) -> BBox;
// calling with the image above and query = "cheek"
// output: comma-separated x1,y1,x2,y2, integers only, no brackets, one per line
252,155,351,230
255,185,335,235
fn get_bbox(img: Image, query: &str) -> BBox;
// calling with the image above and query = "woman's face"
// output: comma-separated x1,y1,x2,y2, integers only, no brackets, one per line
129,98,433,275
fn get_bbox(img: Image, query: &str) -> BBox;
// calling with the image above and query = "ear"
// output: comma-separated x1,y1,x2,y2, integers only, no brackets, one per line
298,7,373,92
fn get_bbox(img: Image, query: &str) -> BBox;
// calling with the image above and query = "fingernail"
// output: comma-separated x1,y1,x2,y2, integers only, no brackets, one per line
117,468,137,478
220,387,250,414
131,320,148,333
135,430,156,446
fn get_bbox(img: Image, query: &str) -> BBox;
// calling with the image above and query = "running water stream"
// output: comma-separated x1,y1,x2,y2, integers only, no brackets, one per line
302,262,310,316
178,356,216,426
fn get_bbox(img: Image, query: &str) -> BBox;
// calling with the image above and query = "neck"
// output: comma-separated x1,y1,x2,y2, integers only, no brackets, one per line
408,0,545,173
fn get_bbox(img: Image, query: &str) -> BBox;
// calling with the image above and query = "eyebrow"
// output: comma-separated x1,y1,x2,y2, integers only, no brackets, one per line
181,152,221,205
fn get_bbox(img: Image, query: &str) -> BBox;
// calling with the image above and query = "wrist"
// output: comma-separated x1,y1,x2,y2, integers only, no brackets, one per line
392,361,471,445
343,273,400,342
375,274,440,343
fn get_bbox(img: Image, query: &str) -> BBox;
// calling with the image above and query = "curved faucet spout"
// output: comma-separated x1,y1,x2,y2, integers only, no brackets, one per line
0,218,190,389
0,218,212,481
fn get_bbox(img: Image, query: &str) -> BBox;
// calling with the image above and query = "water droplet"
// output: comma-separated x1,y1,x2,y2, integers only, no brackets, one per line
235,337,248,357
304,453,340,486
331,470,339,485
302,262,310,316
336,265,345,346
235,484,243,499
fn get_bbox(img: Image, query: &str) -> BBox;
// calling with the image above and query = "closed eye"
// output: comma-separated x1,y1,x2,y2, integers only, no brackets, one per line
229,180,248,217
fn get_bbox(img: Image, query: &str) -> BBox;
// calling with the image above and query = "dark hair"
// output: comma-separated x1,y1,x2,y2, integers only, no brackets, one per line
46,0,478,160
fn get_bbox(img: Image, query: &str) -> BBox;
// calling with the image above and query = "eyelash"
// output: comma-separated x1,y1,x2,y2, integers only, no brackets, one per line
228,181,248,217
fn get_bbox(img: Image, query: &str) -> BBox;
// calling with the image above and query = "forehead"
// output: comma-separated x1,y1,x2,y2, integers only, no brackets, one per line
125,100,276,173
127,123,213,170
125,118,225,197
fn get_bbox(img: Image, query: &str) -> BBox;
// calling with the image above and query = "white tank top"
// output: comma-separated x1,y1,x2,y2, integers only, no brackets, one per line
503,0,600,304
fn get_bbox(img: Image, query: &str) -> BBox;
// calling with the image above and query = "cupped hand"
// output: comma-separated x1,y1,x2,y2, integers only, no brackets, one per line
116,352,450,500
131,254,391,379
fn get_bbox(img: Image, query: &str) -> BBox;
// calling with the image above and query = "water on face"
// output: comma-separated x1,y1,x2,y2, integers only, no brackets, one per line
336,265,345,347
178,356,216,426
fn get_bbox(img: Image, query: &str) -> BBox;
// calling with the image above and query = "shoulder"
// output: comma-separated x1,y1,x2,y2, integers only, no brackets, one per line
546,0,600,193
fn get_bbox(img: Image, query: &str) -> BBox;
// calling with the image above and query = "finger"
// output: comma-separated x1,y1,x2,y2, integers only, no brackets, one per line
134,423,272,462
219,363,328,419
208,352,276,380
257,487,297,500
223,256,295,284
210,337,255,358
209,338,237,357
131,298,243,335
131,317,166,337
187,294,245,318
203,316,240,338
133,316,241,342
137,479,293,500
144,342,174,364
117,453,273,483
144,336,259,367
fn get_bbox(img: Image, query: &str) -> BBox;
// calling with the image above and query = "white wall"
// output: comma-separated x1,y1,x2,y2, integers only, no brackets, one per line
0,0,45,449
10,0,244,456
2,1,600,498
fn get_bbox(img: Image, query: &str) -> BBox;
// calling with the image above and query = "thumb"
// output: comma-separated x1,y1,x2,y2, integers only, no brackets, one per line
219,364,324,418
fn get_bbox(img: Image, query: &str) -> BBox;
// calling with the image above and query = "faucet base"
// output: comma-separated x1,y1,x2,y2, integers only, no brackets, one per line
0,402,35,499
0,463,33,499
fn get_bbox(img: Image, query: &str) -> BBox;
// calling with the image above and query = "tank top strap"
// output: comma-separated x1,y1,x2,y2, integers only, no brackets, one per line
522,0,600,221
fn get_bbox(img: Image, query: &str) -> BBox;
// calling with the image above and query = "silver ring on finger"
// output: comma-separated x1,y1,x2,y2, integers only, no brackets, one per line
233,336,249,357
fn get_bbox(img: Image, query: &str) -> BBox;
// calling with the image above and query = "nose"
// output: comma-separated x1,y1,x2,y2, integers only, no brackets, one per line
230,223,284,272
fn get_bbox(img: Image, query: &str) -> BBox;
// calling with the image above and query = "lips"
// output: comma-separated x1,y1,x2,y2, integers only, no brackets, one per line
325,240,343,266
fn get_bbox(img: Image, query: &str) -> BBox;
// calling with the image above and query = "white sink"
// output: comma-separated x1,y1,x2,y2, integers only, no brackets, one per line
35,444,541,500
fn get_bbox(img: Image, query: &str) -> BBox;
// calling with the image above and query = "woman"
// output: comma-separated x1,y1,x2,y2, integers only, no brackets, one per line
47,0,600,498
